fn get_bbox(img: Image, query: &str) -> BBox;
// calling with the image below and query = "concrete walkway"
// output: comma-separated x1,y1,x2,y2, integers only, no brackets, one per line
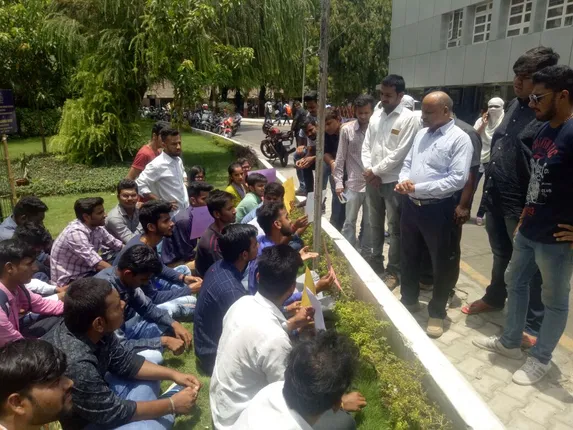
234,124,573,428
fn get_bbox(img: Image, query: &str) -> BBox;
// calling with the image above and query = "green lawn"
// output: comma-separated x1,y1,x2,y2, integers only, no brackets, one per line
4,135,49,160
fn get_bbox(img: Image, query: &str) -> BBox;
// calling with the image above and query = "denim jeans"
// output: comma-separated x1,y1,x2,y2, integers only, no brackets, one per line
500,232,573,364
483,212,544,335
124,315,169,341
154,265,191,291
341,190,371,253
323,163,346,232
293,150,306,191
157,295,196,320
366,181,401,275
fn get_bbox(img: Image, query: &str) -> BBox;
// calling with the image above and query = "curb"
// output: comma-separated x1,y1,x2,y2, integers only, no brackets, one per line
192,127,506,429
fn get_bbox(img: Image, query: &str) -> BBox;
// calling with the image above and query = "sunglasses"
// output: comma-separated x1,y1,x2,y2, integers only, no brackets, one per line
528,92,553,104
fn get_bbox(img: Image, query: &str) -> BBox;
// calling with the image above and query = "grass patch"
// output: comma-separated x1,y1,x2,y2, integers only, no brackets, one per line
5,135,49,159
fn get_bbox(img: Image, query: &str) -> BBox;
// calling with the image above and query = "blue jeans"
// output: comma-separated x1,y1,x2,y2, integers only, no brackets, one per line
293,150,306,191
157,295,196,320
500,232,573,364
323,163,345,232
124,315,168,341
341,190,371,253
154,265,191,291
105,377,174,430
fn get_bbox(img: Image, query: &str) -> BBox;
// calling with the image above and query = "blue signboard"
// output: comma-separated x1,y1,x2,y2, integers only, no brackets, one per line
0,90,17,134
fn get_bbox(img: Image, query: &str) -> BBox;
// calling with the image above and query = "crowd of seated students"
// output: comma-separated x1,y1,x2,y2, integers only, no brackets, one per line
0,121,364,430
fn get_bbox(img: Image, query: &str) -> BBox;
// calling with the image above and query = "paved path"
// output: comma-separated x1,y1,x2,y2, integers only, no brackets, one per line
233,123,573,428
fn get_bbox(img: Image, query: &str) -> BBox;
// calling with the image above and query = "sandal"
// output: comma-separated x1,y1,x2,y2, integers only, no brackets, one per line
461,299,503,315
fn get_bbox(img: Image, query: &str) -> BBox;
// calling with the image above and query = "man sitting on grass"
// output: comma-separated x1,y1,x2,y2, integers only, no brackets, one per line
0,196,50,281
113,200,201,320
195,190,237,277
235,172,267,222
161,181,214,267
0,339,74,430
233,330,361,430
0,240,63,347
210,245,316,429
194,224,259,374
50,197,123,286
241,182,284,227
106,179,143,244
96,245,193,357
44,277,202,430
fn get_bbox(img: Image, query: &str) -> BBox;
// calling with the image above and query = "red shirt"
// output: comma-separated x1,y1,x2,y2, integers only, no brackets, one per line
131,144,159,171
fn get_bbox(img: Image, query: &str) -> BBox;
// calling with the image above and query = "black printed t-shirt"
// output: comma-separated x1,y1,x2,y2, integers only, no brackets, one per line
519,120,573,243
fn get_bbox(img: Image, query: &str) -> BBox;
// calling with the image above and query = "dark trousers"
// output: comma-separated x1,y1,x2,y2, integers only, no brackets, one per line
302,167,315,193
483,211,544,335
22,314,62,338
474,162,488,218
401,197,458,319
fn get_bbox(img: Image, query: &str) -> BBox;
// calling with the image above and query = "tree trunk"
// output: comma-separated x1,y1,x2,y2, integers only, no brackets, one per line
258,85,266,117
39,111,47,153
235,89,243,114
221,87,229,102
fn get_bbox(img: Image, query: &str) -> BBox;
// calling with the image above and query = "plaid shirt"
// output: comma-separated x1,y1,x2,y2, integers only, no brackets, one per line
333,120,367,192
50,220,123,286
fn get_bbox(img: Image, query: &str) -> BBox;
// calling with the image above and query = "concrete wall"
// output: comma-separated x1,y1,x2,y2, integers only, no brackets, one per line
389,0,573,89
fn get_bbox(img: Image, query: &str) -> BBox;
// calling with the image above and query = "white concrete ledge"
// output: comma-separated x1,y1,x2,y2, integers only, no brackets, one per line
192,128,505,430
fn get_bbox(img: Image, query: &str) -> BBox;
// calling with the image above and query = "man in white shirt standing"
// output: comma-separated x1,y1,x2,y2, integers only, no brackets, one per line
361,75,421,289
232,330,359,430
136,128,188,217
395,91,473,338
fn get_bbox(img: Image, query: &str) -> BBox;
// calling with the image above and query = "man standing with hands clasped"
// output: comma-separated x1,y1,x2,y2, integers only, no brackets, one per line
361,75,420,289
396,91,472,338
474,65,573,385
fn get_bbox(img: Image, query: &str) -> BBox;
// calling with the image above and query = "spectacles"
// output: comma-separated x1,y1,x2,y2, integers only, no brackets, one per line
528,92,553,104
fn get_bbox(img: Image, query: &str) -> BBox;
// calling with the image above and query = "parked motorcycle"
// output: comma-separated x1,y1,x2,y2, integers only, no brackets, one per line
260,121,295,167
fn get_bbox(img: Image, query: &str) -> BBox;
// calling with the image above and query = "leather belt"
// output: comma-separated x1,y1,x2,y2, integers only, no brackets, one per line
409,196,446,206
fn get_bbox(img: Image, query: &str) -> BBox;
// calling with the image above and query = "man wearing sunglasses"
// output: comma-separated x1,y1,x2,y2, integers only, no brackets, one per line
474,64,573,385
463,47,559,348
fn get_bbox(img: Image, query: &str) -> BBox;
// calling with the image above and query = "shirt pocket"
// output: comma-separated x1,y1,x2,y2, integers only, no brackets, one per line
428,143,451,170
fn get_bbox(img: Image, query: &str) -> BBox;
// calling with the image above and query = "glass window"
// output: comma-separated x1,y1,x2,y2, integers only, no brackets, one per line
545,0,573,29
448,9,464,48
506,0,533,37
472,1,492,44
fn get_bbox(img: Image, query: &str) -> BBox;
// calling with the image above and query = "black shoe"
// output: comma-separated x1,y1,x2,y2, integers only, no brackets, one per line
295,188,307,197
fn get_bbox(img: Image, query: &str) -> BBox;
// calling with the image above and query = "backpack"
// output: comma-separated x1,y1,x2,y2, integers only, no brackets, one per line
0,285,31,317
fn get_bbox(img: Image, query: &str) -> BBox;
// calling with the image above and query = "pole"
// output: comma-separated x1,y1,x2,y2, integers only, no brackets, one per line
312,0,330,261
2,134,16,206
301,29,307,103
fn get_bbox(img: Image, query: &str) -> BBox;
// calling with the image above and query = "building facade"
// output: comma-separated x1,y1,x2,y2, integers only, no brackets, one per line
389,0,573,121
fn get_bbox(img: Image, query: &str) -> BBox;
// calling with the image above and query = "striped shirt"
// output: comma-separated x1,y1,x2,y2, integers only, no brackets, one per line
333,120,367,192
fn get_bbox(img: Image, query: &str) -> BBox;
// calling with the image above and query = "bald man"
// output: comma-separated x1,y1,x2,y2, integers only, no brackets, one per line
395,91,473,338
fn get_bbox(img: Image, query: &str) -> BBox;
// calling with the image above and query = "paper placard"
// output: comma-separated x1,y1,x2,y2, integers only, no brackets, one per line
283,177,296,213
305,192,315,221
249,168,276,183
306,287,326,331
323,237,343,292
189,206,214,239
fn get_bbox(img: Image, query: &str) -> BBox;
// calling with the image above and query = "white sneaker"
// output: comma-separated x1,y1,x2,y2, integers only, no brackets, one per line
512,357,551,385
472,336,524,360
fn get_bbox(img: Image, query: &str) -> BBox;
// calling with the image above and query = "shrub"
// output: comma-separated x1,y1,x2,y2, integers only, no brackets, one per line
15,108,62,138
294,211,452,429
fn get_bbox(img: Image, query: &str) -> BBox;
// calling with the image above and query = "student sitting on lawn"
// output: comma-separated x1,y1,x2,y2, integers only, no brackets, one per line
106,179,143,244
195,190,237,278
0,196,50,282
188,165,206,182
0,240,63,347
0,339,74,430
235,172,267,222
96,245,193,357
161,181,214,267
113,200,201,321
210,245,316,430
241,182,284,227
194,224,259,375
50,197,123,286
232,331,361,430
224,162,248,207
136,127,189,217
44,278,202,430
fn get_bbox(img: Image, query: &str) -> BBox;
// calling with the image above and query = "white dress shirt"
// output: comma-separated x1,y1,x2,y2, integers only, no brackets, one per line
361,104,421,184
399,120,473,199
232,381,312,430
136,151,188,216
210,293,291,430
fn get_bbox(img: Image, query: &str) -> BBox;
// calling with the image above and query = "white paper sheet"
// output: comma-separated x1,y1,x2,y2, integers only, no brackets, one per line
306,287,326,331
305,192,315,222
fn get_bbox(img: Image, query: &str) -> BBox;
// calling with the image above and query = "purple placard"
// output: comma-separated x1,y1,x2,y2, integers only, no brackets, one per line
190,206,214,240
248,168,276,183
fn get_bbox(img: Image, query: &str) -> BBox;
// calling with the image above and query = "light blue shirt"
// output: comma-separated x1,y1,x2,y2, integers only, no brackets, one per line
0,215,17,241
399,119,473,199
240,202,263,225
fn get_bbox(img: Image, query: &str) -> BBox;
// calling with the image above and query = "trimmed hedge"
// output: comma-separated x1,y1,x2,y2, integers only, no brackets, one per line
296,212,452,430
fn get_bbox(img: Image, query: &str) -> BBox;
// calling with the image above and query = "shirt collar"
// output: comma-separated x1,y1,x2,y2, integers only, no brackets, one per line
432,119,456,136
220,259,244,281
253,292,287,326
117,204,138,219
0,282,14,302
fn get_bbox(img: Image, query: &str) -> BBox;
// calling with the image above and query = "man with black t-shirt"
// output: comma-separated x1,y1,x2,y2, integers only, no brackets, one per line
474,65,573,386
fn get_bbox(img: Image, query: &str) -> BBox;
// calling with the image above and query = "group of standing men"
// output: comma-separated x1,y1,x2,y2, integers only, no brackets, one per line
295,46,573,386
